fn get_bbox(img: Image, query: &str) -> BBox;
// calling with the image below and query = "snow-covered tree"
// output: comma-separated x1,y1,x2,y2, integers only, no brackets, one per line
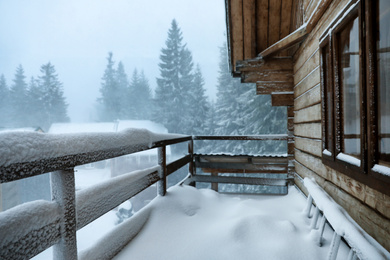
128,69,152,120
212,44,287,155
187,64,209,135
9,65,29,127
153,19,185,133
0,74,10,128
98,52,121,121
26,77,45,127
38,62,69,130
116,61,130,119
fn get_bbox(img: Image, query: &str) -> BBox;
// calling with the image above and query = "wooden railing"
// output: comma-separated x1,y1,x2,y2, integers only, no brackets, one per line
0,131,289,259
189,135,292,194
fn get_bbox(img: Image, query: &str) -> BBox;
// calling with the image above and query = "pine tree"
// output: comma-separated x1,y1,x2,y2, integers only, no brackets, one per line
188,64,209,135
9,65,29,128
0,74,10,128
38,62,69,130
26,77,45,127
126,68,139,119
136,71,152,119
98,52,120,121
153,19,184,133
116,61,130,119
213,44,287,155
127,69,152,120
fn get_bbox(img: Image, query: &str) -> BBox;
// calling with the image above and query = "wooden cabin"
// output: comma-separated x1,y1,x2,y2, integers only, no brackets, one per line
225,0,390,251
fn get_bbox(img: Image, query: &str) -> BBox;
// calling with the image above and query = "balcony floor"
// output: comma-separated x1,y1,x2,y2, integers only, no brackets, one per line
110,185,349,260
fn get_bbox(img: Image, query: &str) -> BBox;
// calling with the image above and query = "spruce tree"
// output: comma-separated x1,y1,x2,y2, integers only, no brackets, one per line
153,19,184,133
188,64,209,135
126,68,139,119
116,61,130,119
26,77,45,127
9,65,29,128
0,74,10,128
38,62,69,130
98,52,120,121
136,71,152,120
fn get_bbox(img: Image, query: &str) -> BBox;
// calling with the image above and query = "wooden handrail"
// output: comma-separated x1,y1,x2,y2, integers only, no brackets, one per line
194,134,288,141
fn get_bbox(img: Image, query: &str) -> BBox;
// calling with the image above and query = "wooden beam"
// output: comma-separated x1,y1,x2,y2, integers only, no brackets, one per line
243,0,256,59
242,70,293,83
236,57,293,72
268,0,282,46
259,24,308,58
231,0,244,71
259,0,333,59
306,0,333,32
256,0,269,53
271,93,294,106
257,81,293,94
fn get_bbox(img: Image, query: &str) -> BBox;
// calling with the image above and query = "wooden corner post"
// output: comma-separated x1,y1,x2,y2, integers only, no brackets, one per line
51,169,77,260
158,146,167,196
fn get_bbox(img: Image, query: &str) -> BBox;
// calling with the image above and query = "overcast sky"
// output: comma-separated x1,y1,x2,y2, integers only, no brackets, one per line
0,0,226,122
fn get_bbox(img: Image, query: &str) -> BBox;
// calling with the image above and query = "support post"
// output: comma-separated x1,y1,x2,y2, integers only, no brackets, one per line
211,172,218,192
317,215,327,246
158,146,167,196
310,207,320,229
327,232,341,260
51,169,77,260
188,139,196,187
303,195,313,217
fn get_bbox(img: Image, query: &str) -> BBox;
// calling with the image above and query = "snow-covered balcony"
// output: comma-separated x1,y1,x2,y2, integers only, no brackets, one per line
0,130,389,260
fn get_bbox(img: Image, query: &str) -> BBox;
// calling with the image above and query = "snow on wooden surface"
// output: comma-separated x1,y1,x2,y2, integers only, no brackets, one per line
336,153,361,167
304,178,390,260
76,166,160,229
372,164,390,177
0,200,61,258
0,129,184,167
109,185,343,260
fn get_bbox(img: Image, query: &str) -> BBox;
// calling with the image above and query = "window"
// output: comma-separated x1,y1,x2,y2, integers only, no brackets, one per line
320,0,390,195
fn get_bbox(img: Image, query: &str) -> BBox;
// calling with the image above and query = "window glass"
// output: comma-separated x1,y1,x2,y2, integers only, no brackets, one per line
339,17,360,158
377,0,390,164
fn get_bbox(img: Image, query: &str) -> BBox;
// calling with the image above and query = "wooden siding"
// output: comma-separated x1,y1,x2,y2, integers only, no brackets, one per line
293,0,390,252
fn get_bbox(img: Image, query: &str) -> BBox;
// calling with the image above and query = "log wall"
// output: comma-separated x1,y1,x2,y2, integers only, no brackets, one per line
292,0,390,251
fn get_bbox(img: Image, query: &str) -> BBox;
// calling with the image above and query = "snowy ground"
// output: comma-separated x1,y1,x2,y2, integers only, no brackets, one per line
31,167,350,260
113,185,349,260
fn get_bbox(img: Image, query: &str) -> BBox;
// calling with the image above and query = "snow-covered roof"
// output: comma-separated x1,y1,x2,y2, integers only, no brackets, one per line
0,127,43,133
116,120,168,134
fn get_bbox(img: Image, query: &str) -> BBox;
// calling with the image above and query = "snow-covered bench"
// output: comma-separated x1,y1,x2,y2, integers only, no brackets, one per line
303,178,390,260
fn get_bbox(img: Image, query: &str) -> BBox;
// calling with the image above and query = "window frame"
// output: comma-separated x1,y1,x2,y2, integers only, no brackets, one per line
320,0,390,196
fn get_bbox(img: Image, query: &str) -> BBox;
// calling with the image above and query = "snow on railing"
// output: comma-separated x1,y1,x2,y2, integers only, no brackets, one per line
303,178,390,260
0,129,191,260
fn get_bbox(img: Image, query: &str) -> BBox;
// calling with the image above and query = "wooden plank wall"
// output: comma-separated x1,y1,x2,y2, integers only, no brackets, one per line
293,0,390,251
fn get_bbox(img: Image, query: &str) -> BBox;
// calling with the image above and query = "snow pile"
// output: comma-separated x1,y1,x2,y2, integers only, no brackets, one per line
0,129,185,166
109,185,334,260
304,178,390,260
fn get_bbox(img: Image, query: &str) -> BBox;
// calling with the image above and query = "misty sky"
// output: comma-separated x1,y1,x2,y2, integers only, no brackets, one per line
0,0,226,122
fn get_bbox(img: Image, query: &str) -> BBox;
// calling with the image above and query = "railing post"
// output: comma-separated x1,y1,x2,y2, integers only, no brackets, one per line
188,139,194,177
51,168,77,260
158,146,167,196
